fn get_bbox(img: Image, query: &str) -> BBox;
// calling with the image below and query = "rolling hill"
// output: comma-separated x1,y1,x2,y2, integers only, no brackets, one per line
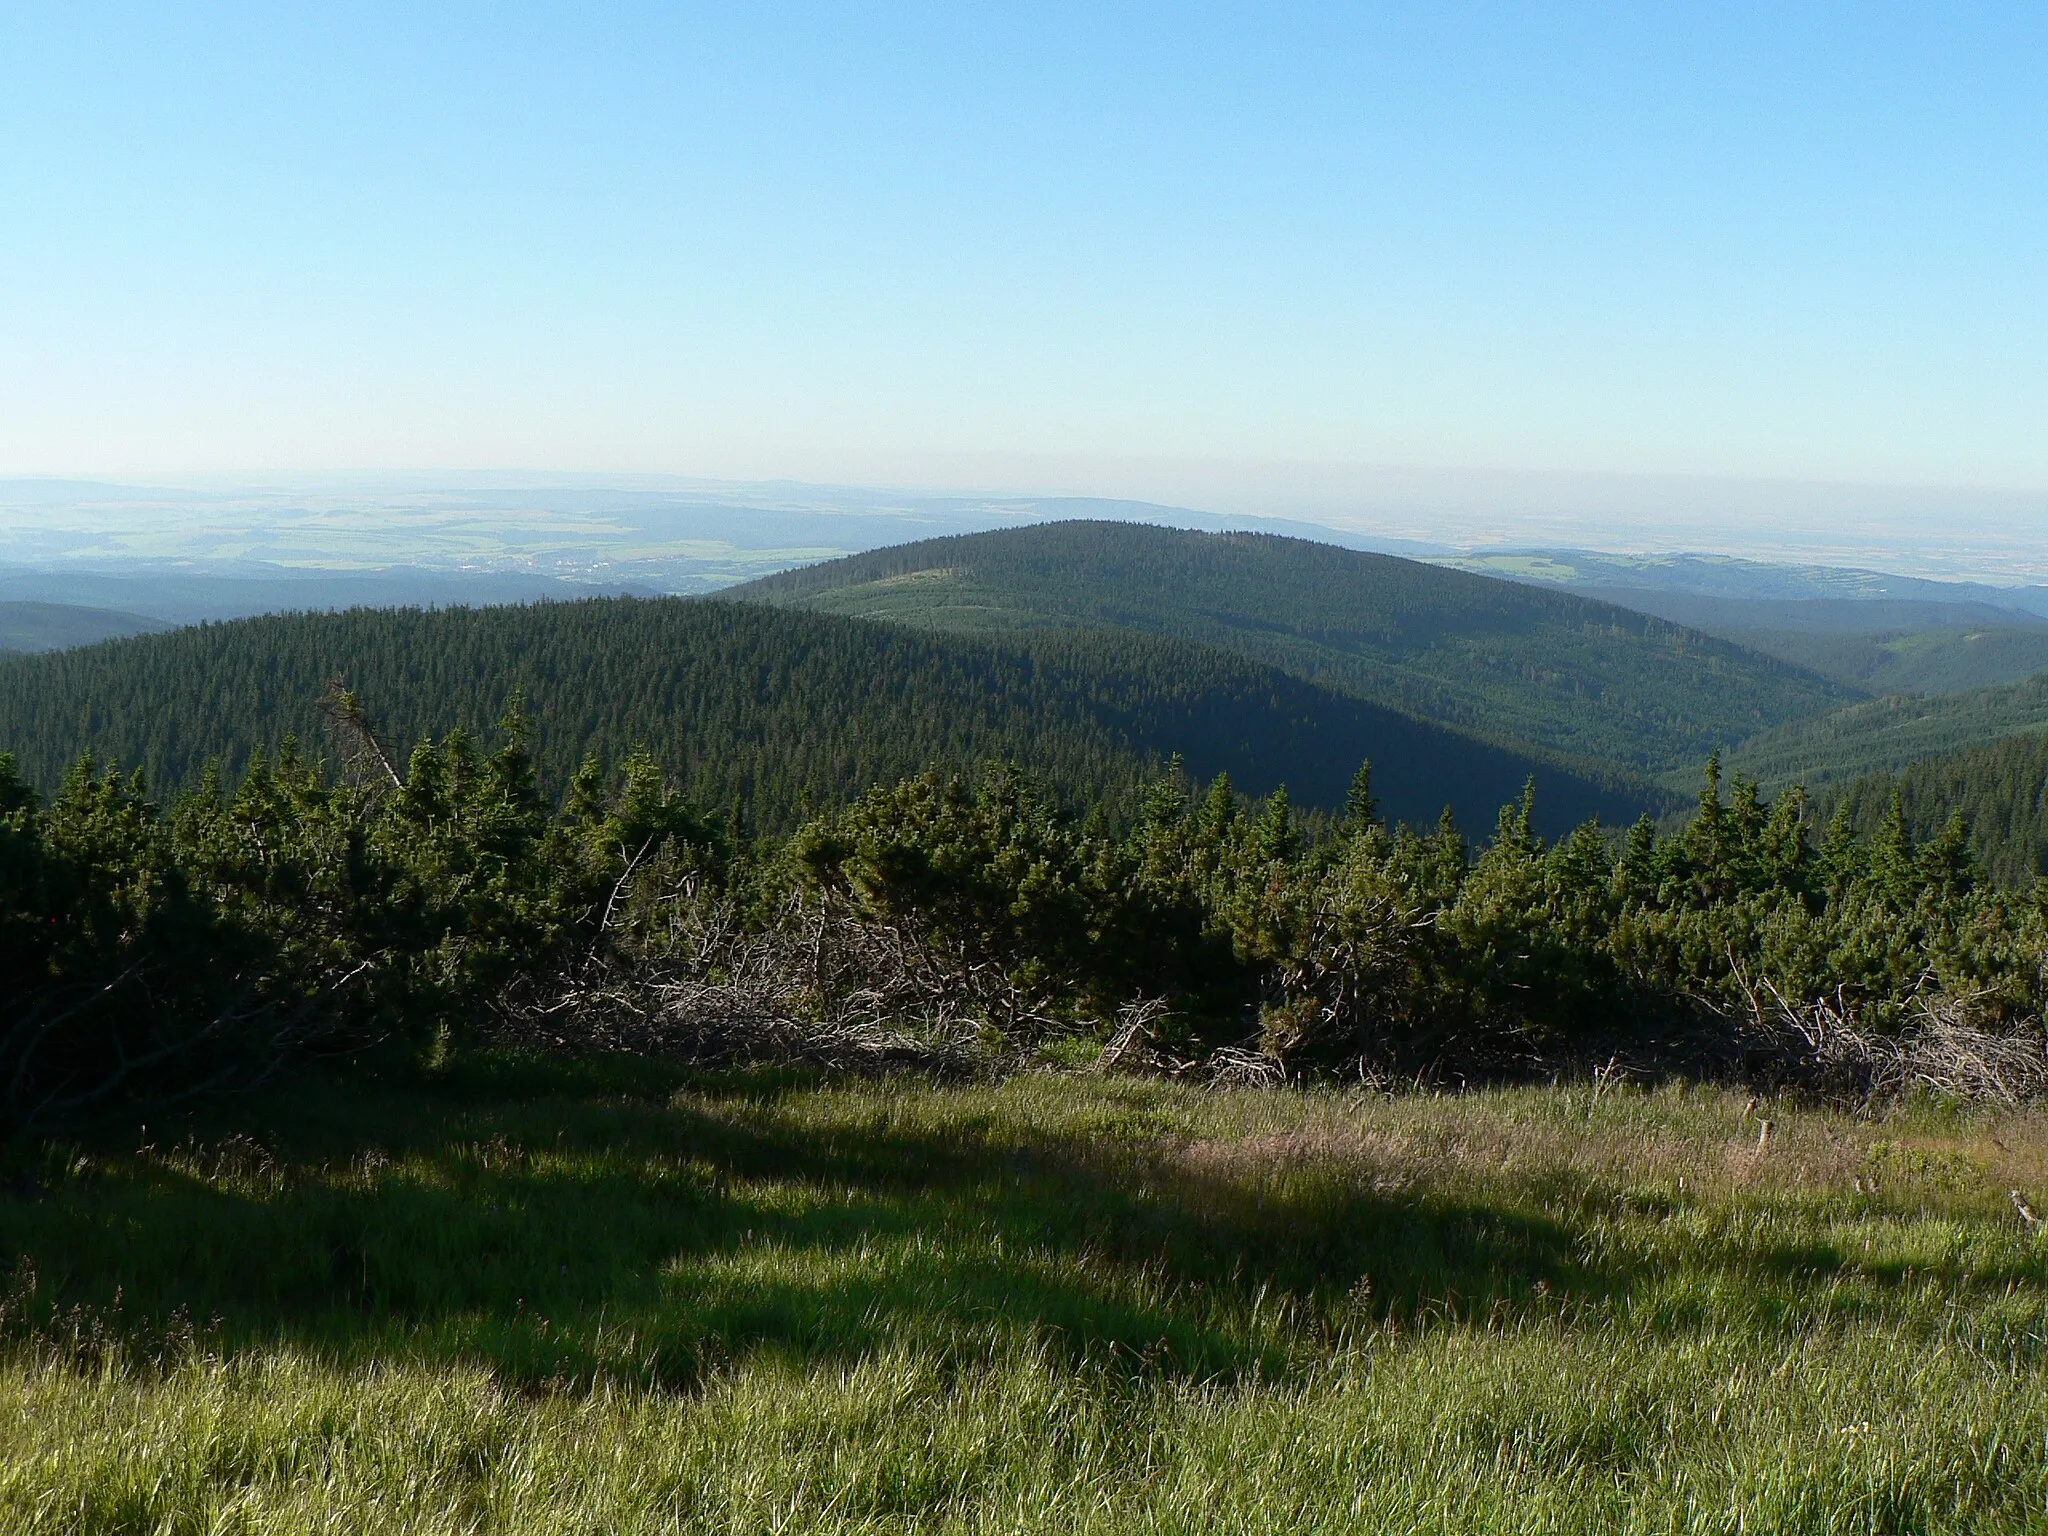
1543,588,2048,696
1723,671,2048,792
1710,626,2048,697
0,599,170,652
733,521,1850,778
1441,547,2048,616
0,597,1646,835
1571,589,2048,636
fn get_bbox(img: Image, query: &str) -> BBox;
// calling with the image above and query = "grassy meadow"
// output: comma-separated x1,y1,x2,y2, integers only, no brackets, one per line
1,1056,2045,1533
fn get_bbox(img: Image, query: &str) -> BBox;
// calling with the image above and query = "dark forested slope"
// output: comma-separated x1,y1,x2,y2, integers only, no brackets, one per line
1726,671,2048,792
1821,729,2048,889
1563,588,2048,695
1700,627,2048,697
0,596,1644,833
734,522,1846,776
0,600,170,652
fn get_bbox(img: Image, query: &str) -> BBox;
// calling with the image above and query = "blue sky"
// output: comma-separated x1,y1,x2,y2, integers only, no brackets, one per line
2,3,2044,495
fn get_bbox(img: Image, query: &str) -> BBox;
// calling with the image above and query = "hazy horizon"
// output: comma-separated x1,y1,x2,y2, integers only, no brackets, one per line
5,5,2044,501
4,461,2047,587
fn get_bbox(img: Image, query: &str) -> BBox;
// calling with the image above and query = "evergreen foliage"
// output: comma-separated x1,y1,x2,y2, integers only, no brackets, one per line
0,552,2039,1126
1726,669,2048,790
1711,624,2048,696
5,718,2041,1126
734,520,1849,777
0,595,1643,834
1824,729,2048,890
0,600,167,653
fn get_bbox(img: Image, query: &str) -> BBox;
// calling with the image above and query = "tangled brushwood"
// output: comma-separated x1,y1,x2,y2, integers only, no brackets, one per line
5,698,2048,1125
1730,977,2048,1107
505,881,1037,1072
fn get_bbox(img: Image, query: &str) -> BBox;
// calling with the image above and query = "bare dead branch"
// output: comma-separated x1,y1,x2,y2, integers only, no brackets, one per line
317,675,403,793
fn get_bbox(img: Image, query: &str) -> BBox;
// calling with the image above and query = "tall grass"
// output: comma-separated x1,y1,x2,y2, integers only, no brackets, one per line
1,1056,2044,1532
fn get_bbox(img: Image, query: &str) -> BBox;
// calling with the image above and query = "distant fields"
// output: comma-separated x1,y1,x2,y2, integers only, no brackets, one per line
1,1057,2044,1533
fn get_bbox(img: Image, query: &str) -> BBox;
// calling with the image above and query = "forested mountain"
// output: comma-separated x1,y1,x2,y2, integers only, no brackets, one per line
1819,730,2048,890
1554,587,2048,695
0,565,647,625
1725,671,2048,792
1711,626,2048,696
1444,548,2048,616
0,596,1644,834
0,600,168,652
734,522,1847,778
1574,589,2048,636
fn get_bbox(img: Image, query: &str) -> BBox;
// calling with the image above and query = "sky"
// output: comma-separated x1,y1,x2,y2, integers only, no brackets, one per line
3,3,2046,507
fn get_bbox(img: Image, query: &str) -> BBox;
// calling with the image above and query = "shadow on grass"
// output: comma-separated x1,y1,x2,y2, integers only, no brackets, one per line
0,1052,1643,1391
